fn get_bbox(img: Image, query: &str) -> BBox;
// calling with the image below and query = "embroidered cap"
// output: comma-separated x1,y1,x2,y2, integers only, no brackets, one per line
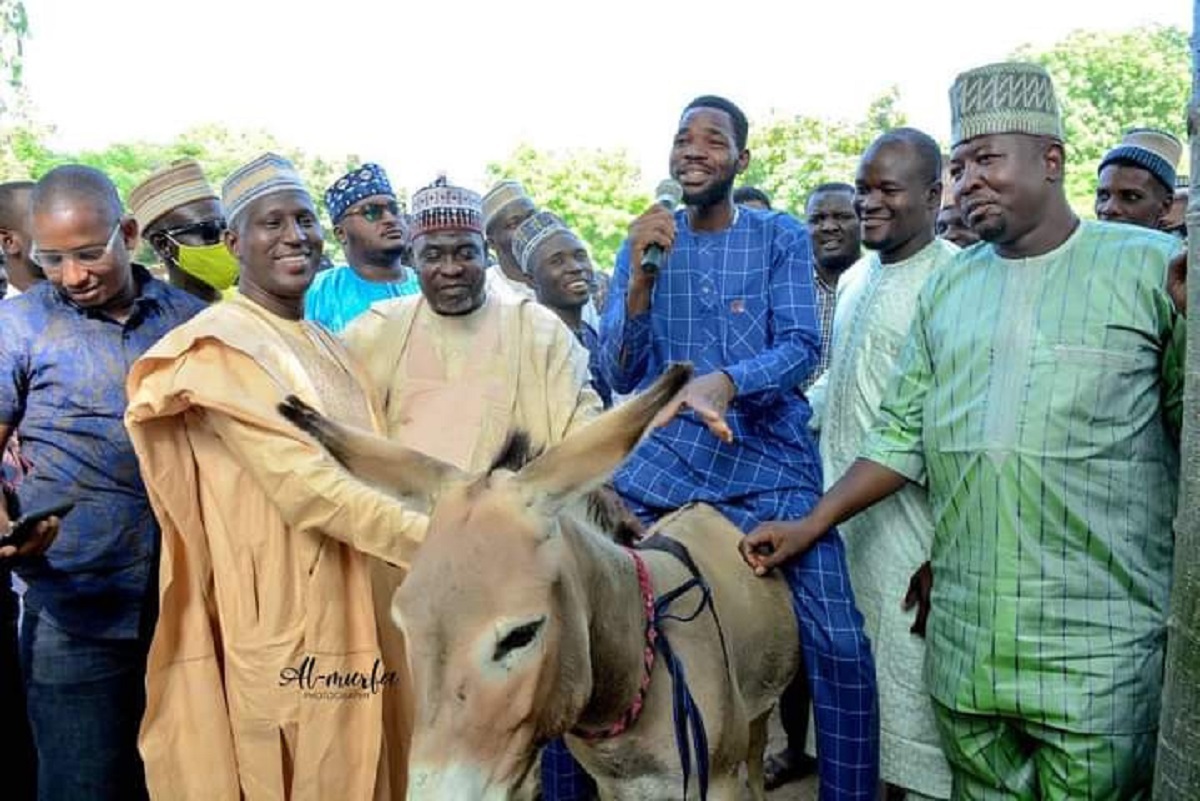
324,163,398,225
511,210,572,274
128,159,219,231
949,62,1063,147
222,153,310,225
409,175,484,238
482,180,533,232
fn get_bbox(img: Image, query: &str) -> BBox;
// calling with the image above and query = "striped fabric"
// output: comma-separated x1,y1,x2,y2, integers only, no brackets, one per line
863,221,1183,742
222,153,308,224
128,159,218,231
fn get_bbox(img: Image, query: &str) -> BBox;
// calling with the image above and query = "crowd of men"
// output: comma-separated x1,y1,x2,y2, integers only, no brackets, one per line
0,57,1190,801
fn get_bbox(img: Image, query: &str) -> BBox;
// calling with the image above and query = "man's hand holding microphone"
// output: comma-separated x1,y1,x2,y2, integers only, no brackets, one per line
625,179,736,444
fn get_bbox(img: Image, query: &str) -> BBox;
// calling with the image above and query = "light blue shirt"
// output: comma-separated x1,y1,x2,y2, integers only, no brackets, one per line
304,264,421,333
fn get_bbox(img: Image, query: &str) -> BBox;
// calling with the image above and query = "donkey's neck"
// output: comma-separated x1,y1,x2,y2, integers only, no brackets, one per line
562,518,649,733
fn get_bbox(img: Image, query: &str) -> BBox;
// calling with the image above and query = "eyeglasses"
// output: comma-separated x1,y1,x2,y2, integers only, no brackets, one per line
32,223,123,271
160,219,226,246
342,200,403,224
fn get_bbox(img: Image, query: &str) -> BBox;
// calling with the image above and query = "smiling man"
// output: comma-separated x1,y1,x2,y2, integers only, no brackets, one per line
0,164,205,801
807,127,956,800
305,162,420,333
601,94,878,800
743,63,1184,800
802,182,861,390
514,210,613,409
125,153,427,800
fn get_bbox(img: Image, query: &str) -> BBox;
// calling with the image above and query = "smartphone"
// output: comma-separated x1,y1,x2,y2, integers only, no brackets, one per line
3,501,75,550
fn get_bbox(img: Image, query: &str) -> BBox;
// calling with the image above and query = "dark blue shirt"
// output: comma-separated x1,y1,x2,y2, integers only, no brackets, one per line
599,207,824,525
0,268,204,638
576,321,614,409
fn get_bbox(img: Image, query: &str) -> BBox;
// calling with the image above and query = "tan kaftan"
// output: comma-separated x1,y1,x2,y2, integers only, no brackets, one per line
344,292,601,471
125,293,428,801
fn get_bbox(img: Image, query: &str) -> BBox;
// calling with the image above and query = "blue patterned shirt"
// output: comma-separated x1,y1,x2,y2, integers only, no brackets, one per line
600,208,824,524
0,268,205,638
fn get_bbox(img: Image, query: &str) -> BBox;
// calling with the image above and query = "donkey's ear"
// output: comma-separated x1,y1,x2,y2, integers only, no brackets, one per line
279,395,462,511
513,363,692,512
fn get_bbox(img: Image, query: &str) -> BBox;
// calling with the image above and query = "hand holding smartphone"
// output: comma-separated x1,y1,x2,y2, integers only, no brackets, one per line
1,501,74,553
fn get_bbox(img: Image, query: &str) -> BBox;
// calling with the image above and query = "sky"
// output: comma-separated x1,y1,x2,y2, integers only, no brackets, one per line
18,0,1192,197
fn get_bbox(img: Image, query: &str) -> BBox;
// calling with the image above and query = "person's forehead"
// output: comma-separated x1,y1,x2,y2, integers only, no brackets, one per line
678,107,735,137
808,190,854,214
535,230,585,261
245,189,315,219
153,197,223,231
31,200,113,240
500,198,536,223
950,132,1025,159
1098,162,1156,187
415,229,483,248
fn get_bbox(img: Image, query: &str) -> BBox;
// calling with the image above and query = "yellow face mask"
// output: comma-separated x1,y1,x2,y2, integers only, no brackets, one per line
175,242,240,291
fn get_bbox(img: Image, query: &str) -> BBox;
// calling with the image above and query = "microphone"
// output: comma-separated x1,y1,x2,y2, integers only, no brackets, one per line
640,179,683,275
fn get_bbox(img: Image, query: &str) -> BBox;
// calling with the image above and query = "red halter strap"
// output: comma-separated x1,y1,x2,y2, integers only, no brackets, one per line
572,548,657,741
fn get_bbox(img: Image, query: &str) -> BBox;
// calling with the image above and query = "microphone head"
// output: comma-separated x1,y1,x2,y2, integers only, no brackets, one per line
654,179,684,208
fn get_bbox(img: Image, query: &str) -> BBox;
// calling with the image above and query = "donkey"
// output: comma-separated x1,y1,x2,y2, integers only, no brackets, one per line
278,364,799,800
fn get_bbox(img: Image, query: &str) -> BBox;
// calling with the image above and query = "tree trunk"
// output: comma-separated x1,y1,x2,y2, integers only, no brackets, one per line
1153,7,1200,797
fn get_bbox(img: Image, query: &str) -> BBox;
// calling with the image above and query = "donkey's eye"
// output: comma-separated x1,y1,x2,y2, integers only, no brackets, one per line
493,617,545,663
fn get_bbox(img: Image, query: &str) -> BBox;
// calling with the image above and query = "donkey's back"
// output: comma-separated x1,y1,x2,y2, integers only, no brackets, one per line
651,503,799,724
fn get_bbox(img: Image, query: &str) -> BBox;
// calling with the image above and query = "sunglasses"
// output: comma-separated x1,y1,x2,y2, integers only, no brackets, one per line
159,219,227,246
342,200,404,224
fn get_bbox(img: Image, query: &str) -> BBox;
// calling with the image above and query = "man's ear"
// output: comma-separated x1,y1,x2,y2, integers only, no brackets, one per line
737,148,751,175
224,226,241,260
333,223,347,246
1043,140,1066,184
119,216,139,251
927,180,944,212
0,228,17,257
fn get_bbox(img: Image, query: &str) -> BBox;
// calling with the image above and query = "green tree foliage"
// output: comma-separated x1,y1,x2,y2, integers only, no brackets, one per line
0,0,27,107
1,123,358,260
486,143,645,272
739,88,908,217
1015,25,1189,211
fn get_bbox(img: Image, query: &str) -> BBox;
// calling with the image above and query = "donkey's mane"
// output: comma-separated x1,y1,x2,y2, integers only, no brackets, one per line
489,431,541,474
487,430,640,547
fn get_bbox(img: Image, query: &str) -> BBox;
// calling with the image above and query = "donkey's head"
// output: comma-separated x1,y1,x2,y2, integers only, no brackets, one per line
280,363,691,799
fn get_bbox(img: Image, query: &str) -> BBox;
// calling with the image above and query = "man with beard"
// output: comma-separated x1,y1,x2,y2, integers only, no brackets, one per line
126,153,426,799
131,160,239,305
802,182,861,391
305,163,420,332
806,128,956,800
743,63,1183,799
601,95,878,800
0,164,205,801
344,176,601,465
1095,129,1181,231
